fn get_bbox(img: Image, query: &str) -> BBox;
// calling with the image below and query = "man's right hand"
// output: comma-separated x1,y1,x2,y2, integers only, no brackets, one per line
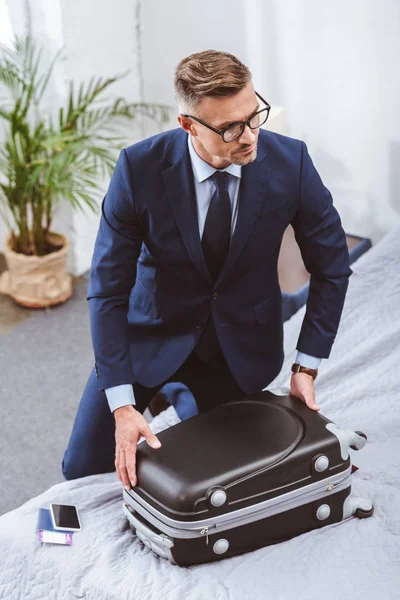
114,405,161,490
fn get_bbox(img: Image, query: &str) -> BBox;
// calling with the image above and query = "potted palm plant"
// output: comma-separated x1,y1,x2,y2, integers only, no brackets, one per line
0,36,170,308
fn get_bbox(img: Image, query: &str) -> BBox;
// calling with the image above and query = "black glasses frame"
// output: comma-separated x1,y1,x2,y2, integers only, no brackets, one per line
181,91,271,143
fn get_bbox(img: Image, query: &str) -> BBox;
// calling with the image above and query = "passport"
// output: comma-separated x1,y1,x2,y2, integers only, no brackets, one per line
37,508,73,545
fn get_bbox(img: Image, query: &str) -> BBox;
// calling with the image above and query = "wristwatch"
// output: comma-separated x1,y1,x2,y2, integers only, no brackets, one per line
291,363,318,380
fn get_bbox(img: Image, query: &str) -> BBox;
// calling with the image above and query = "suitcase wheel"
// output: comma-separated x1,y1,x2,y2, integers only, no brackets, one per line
343,495,374,520
349,430,367,450
355,504,374,519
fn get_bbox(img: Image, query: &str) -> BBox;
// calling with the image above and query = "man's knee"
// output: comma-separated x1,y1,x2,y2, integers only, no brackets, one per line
61,452,79,481
61,451,115,481
61,452,86,481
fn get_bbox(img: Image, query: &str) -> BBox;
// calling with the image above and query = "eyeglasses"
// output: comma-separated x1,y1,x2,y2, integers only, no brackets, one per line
181,91,271,143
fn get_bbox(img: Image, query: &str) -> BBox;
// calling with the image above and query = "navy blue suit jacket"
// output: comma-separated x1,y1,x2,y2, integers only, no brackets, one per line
87,127,352,394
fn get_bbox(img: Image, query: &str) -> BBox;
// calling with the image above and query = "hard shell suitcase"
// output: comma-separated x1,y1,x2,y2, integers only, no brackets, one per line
123,388,374,565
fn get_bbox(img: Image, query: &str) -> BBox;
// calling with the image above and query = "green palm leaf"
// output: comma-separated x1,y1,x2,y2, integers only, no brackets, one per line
0,35,173,256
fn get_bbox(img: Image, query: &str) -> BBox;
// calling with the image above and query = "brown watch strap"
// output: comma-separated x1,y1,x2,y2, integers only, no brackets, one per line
291,363,318,380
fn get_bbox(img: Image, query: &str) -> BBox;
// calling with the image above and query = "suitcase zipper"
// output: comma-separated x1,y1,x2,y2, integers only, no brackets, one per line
124,467,352,542
216,473,351,534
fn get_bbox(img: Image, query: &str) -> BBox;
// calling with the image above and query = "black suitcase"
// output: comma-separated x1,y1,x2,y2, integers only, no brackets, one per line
123,388,374,566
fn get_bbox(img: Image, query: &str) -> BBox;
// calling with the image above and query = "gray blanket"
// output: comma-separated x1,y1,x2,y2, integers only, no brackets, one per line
1,227,400,600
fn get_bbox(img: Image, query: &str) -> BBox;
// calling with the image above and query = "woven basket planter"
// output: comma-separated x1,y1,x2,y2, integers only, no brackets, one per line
0,232,73,308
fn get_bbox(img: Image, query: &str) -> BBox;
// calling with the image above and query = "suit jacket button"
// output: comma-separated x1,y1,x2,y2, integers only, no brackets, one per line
211,292,218,300
196,321,203,329
95,364,99,378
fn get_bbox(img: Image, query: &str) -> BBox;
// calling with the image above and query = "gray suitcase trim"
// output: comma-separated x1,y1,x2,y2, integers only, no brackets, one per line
123,465,352,541
123,504,176,563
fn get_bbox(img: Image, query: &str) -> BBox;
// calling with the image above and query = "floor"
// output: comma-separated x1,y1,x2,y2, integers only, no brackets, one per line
0,256,94,516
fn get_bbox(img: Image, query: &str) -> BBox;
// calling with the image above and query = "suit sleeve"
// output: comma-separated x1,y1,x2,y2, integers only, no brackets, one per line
291,142,353,359
87,148,143,391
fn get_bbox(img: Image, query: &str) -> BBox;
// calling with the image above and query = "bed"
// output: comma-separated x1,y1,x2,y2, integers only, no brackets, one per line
1,226,399,600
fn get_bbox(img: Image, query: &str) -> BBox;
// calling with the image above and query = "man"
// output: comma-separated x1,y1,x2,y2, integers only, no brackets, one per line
62,49,352,492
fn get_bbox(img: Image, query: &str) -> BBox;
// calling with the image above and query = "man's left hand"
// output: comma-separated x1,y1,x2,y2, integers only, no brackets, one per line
290,372,320,411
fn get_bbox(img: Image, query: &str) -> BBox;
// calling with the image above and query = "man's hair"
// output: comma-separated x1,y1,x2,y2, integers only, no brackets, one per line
174,49,252,115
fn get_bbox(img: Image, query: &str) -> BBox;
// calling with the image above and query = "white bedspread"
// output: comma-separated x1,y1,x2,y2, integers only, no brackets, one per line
1,227,400,600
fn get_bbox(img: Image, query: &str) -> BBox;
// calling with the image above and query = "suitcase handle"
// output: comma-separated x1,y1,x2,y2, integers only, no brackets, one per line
123,503,175,560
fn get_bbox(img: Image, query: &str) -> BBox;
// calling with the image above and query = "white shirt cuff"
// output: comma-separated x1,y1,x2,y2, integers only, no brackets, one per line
295,352,322,370
104,384,136,413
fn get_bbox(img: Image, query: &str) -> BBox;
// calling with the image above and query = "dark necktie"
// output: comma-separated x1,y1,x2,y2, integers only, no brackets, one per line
194,171,232,363
201,171,232,284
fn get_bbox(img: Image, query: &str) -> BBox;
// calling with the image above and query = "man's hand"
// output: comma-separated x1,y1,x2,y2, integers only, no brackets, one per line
290,372,320,411
114,405,161,490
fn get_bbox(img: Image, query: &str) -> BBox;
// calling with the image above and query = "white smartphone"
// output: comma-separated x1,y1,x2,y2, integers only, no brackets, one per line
49,503,82,531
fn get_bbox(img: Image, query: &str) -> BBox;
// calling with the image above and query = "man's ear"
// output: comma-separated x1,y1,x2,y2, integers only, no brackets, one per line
177,115,197,136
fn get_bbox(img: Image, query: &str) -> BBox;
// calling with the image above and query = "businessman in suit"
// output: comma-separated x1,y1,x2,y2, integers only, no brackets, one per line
62,50,352,490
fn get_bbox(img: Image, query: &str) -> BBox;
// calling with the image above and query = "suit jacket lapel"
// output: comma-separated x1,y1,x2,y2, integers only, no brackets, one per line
162,130,212,285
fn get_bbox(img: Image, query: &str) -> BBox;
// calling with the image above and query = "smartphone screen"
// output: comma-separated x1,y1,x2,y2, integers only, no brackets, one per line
50,504,81,531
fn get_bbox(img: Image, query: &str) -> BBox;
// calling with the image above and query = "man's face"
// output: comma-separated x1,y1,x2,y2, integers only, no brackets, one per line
178,81,260,168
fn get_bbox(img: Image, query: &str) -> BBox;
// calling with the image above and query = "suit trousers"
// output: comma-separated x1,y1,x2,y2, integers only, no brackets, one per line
61,348,246,480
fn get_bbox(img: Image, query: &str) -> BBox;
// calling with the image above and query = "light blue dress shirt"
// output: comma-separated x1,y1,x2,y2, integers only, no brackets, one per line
105,134,321,412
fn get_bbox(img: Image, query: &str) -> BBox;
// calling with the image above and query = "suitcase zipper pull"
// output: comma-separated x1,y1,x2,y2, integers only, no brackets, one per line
200,527,209,545
326,482,341,491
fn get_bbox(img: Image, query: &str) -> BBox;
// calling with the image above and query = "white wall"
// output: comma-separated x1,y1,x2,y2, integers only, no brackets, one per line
1,0,399,274
263,0,400,242
140,0,246,112
59,0,144,275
